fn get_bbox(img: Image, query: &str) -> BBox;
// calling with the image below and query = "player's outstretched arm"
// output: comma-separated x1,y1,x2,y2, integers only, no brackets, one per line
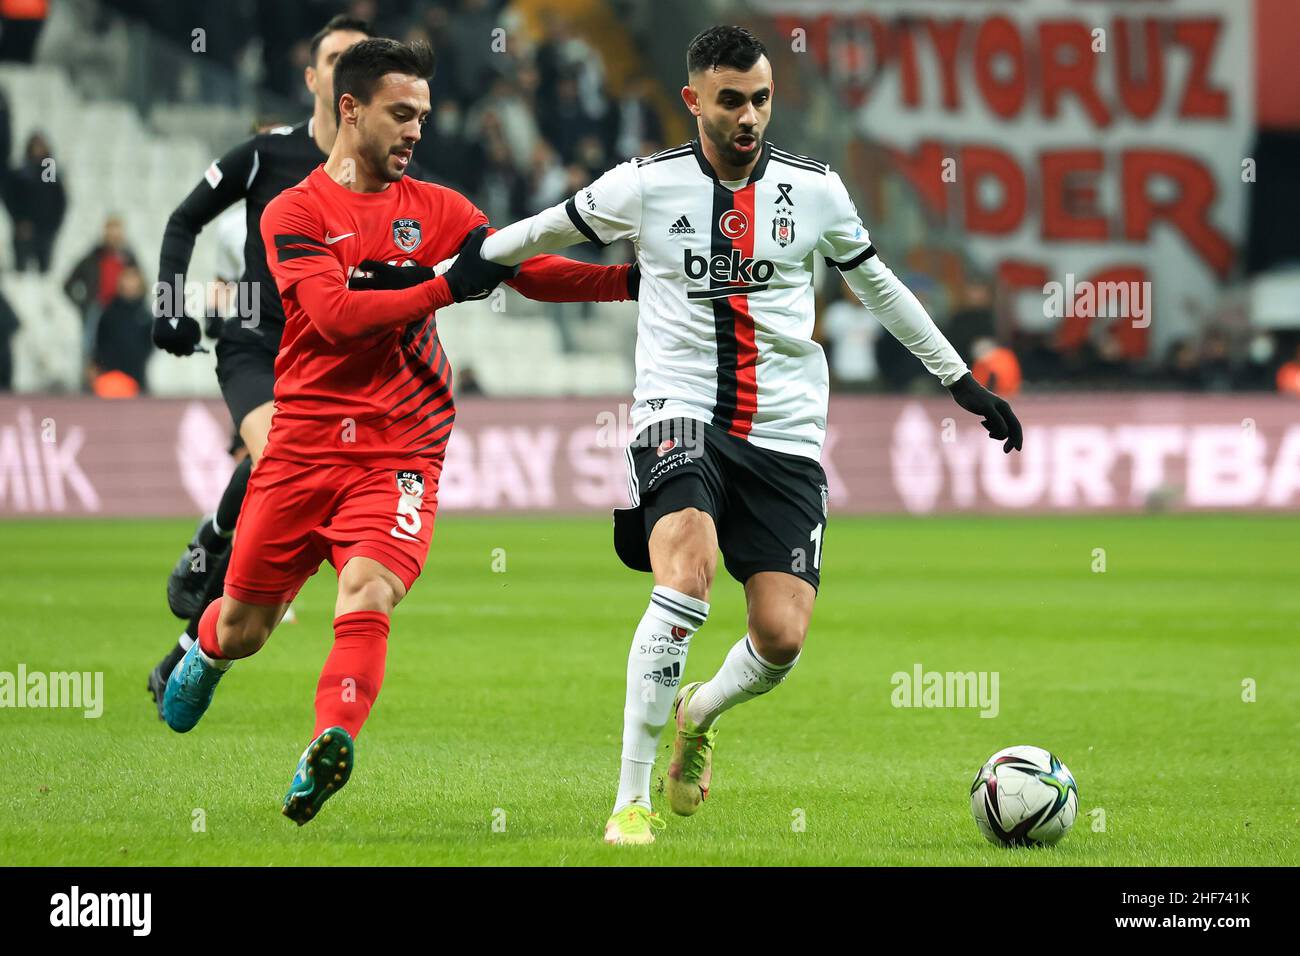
481,161,642,267
820,170,1021,452
506,256,638,303
479,202,589,266
153,139,257,356
351,220,636,303
264,196,486,345
835,253,1021,453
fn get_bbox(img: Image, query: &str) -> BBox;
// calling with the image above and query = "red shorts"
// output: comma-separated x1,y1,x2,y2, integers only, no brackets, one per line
224,457,441,606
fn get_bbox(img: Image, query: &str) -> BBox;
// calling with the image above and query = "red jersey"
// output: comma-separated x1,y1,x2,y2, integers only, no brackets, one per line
260,165,631,469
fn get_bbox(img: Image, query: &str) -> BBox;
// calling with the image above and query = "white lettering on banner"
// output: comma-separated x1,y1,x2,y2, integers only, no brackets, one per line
754,0,1251,356
177,402,236,514
939,429,982,509
891,403,943,513
1114,425,1184,505
982,432,1047,508
1265,429,1300,506
0,407,98,512
1186,426,1266,507
568,427,627,507
1051,426,1116,508
890,404,1300,511
439,427,560,509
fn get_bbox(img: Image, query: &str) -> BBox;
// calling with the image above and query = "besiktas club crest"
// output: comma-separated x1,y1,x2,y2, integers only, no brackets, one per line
772,207,795,247
392,218,422,253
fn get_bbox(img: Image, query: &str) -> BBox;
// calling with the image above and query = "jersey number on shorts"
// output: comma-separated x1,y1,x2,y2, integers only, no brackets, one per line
809,523,823,571
391,494,422,542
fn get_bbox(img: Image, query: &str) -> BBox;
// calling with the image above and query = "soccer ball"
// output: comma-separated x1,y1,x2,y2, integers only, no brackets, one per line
969,745,1078,847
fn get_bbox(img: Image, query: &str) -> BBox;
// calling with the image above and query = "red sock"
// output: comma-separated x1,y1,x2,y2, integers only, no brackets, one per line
197,599,225,659
313,611,390,739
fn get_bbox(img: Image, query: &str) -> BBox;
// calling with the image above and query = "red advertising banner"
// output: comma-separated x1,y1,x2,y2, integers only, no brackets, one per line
0,395,1296,517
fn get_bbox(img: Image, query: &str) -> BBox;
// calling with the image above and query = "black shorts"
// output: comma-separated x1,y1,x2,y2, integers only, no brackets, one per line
614,417,829,590
214,322,278,431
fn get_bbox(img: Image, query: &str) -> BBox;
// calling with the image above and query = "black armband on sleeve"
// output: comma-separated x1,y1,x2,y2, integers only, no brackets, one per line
824,245,877,271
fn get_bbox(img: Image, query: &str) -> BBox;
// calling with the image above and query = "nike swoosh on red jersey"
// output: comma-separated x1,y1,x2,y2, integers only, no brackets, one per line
325,232,355,244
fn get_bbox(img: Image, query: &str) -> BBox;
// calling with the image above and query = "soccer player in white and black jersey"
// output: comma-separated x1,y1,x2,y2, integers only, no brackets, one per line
480,25,1022,845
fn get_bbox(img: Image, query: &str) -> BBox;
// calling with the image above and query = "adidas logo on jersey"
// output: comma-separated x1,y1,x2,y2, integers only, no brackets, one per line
668,215,695,236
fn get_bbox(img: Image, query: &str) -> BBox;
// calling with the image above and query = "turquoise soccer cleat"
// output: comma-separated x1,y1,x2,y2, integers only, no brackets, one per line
161,641,229,733
282,726,354,826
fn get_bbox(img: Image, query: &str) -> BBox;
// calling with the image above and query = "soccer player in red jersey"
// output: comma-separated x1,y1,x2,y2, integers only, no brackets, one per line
161,37,636,825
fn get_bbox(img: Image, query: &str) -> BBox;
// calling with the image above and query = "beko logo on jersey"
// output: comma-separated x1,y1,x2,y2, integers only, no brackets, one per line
683,248,773,299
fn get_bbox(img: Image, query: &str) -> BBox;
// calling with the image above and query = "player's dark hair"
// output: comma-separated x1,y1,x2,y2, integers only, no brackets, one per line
309,14,373,66
332,38,436,126
686,25,768,75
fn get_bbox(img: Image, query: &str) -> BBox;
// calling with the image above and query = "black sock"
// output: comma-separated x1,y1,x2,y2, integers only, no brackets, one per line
214,456,252,537
196,518,229,555
184,549,231,642
159,640,187,676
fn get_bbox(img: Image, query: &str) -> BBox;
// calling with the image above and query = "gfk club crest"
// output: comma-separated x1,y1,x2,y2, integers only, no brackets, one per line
392,218,422,253
396,470,425,499
772,206,796,247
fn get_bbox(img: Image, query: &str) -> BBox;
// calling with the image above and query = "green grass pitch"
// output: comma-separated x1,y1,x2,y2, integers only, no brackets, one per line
1,514,1296,866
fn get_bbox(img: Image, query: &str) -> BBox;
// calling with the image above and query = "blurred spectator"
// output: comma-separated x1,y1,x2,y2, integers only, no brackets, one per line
4,131,65,273
0,0,49,63
1198,329,1234,392
534,13,607,126
1240,333,1278,391
451,0,504,102
63,215,139,322
821,282,878,389
0,84,11,175
971,337,1022,397
1165,338,1202,390
420,5,463,107
571,134,609,183
413,98,479,196
946,280,995,361
0,284,17,390
1277,343,1300,397
91,265,152,395
614,75,664,160
474,110,529,224
467,76,542,176
540,70,602,166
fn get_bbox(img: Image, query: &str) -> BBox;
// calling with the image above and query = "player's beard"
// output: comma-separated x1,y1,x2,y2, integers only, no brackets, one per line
701,114,762,171
357,118,406,184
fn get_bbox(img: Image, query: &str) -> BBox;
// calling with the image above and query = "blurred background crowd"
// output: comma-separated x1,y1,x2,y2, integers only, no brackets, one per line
0,0,1296,401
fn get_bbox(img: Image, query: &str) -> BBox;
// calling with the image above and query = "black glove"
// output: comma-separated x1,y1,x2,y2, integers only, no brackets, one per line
628,262,640,300
152,311,203,356
349,260,436,291
443,225,518,302
947,372,1023,453
203,310,225,340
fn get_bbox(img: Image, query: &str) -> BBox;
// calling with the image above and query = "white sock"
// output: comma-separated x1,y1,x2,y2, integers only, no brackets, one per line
687,634,799,730
178,632,194,651
613,585,709,813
